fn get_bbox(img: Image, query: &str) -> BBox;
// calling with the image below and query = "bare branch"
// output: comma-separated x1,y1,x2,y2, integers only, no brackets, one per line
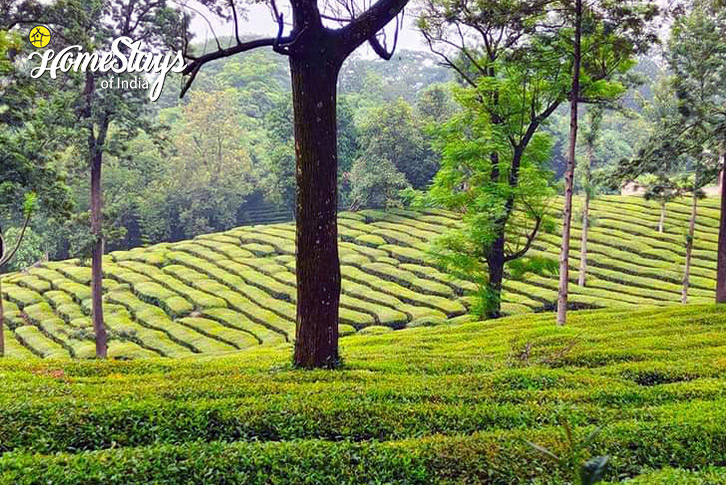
171,0,223,52
180,36,283,97
368,11,401,60
230,0,242,45
338,0,408,56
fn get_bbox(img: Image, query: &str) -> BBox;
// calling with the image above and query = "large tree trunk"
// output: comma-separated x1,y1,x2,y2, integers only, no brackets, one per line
557,0,582,326
290,54,342,369
717,164,726,302
90,148,107,359
682,191,698,304
658,200,666,233
577,141,593,288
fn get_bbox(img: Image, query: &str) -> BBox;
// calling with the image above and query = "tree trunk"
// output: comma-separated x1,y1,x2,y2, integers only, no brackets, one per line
0,278,4,358
658,201,666,233
90,148,107,359
290,54,342,369
577,141,593,288
557,0,582,326
486,234,505,319
682,192,698,304
717,163,726,302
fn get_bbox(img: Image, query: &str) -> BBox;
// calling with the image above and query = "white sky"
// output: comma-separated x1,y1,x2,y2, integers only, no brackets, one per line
187,1,425,55
186,0,672,59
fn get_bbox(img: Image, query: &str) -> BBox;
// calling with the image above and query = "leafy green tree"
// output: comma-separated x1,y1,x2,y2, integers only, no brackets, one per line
663,1,726,303
414,85,557,318
356,98,438,190
419,0,576,318
348,155,409,210
42,0,179,358
140,90,257,240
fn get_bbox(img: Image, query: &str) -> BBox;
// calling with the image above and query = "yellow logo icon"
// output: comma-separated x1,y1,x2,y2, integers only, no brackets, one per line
29,25,51,48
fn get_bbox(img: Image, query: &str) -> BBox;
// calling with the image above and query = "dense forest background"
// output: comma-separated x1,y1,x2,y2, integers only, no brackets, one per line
0,40,662,271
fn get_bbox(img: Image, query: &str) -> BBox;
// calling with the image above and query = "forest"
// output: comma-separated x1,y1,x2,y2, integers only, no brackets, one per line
2,0,726,482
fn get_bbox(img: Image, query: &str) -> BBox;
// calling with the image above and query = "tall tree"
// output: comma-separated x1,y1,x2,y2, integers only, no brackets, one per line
664,0,726,303
178,0,408,368
577,106,602,287
556,0,657,326
557,0,583,325
419,0,655,318
621,2,725,303
44,0,177,358
418,87,556,318
140,90,257,240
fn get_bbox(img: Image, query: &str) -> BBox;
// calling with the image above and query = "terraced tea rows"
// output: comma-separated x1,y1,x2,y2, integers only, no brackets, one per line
0,195,720,359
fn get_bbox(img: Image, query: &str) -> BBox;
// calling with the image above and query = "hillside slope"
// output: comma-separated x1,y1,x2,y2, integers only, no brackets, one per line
1,305,725,483
0,195,721,359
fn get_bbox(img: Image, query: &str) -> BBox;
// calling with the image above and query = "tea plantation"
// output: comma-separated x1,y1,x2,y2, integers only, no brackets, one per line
1,304,726,483
0,195,722,359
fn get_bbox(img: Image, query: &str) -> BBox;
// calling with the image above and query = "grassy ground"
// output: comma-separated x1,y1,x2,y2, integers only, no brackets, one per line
1,304,725,483
1,195,721,360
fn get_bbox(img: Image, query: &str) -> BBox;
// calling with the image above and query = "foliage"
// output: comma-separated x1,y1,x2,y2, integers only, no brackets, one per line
616,2,726,201
139,90,257,240
355,98,438,190
347,155,410,210
1,304,726,483
527,420,609,485
415,74,558,318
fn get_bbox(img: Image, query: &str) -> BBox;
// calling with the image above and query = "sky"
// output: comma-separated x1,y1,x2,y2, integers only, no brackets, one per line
186,0,673,59
186,1,425,56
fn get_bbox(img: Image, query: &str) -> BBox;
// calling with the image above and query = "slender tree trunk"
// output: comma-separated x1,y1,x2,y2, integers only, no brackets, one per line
682,191,698,304
290,54,342,369
658,200,666,233
486,234,505,319
90,148,107,358
717,161,726,302
83,71,107,359
577,141,593,287
0,278,4,358
557,0,582,326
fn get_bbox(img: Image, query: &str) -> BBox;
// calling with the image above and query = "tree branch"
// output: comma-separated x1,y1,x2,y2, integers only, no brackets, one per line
504,214,542,262
338,0,408,56
0,212,31,267
180,36,285,97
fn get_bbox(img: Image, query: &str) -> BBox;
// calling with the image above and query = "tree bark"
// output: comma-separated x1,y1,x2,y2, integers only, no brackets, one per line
486,234,505,319
717,162,726,302
577,140,593,288
658,200,666,233
90,147,107,359
682,191,698,304
290,52,342,369
557,0,582,326
0,278,4,358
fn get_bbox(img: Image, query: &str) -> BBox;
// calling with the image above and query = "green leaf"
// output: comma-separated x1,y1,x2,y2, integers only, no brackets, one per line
525,440,560,462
